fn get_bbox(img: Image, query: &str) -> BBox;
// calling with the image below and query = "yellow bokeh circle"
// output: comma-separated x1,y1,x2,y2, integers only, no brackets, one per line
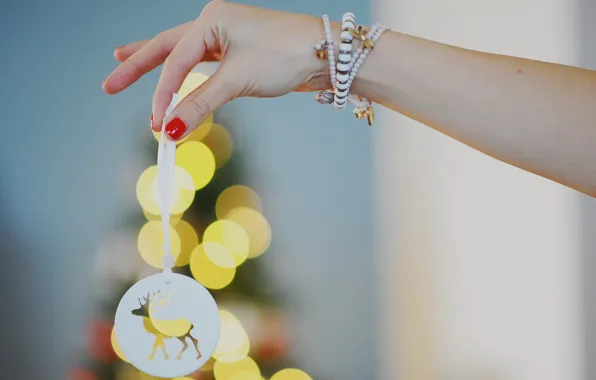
228,372,262,380
143,209,183,225
225,207,272,259
137,165,195,215
270,369,313,380
179,72,210,99
215,185,263,220
203,241,236,269
175,141,216,191
138,221,181,269
202,124,233,168
190,243,235,289
214,356,260,380
203,220,250,267
110,326,129,363
174,220,199,267
214,310,250,363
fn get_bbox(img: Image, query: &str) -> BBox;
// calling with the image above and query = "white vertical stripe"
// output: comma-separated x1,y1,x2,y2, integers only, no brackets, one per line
372,0,584,379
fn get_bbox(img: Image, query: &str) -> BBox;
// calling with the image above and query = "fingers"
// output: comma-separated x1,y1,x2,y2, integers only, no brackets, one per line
114,40,222,64
152,0,231,130
151,18,212,131
102,22,191,94
114,40,149,62
163,66,242,141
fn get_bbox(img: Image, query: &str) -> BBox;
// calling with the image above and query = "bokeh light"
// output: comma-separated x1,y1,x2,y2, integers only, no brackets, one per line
228,372,262,380
137,166,195,215
203,241,236,269
270,369,312,380
190,243,236,289
214,310,250,363
216,185,263,220
202,124,233,168
137,221,181,269
203,220,250,267
179,72,210,99
143,209,183,225
203,220,250,266
174,220,199,266
225,207,272,259
175,141,216,191
213,356,260,380
110,326,129,363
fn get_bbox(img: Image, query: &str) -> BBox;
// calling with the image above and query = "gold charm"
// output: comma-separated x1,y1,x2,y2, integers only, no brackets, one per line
315,90,335,105
350,25,375,52
366,106,374,127
354,105,375,127
315,41,329,60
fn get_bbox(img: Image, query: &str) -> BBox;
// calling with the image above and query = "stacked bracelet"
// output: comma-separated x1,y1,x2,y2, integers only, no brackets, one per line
315,13,389,127
334,12,356,110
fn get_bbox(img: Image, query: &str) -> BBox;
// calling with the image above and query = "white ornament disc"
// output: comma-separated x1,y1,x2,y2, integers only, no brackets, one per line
114,273,220,378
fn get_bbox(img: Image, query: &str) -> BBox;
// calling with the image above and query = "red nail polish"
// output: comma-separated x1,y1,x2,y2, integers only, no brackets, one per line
165,118,187,140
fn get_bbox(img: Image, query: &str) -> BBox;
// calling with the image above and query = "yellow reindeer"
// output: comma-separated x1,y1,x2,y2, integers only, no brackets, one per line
131,292,202,360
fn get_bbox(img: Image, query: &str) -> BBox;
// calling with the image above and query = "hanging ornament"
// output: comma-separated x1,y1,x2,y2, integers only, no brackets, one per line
114,94,220,378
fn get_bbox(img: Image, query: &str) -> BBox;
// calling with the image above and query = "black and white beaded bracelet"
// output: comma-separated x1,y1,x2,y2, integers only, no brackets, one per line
334,12,356,110
314,13,388,126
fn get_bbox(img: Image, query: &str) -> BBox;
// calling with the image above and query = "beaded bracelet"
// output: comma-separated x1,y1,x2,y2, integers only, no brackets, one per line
334,12,356,110
314,13,388,127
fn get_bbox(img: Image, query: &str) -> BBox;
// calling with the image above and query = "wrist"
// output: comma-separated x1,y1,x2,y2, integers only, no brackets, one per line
305,19,342,91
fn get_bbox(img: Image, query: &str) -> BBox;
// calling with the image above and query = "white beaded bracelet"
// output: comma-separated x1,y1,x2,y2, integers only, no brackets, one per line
347,24,389,89
334,12,356,110
322,15,337,86
314,13,388,127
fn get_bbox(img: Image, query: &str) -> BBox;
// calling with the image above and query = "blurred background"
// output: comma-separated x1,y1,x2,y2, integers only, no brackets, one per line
1,0,596,380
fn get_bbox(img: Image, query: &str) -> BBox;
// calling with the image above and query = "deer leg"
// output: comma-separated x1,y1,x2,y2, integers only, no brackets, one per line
150,335,168,360
149,336,159,360
188,334,202,359
176,336,188,360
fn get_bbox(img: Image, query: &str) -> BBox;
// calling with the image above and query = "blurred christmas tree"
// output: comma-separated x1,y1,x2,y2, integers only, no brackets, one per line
69,73,312,380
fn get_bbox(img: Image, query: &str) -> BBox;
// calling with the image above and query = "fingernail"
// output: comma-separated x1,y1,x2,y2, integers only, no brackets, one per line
165,118,187,140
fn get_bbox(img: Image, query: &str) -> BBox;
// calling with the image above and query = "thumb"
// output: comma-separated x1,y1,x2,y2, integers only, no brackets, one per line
163,67,242,141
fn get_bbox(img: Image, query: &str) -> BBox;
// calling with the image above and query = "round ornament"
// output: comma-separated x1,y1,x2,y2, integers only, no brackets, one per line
114,273,220,378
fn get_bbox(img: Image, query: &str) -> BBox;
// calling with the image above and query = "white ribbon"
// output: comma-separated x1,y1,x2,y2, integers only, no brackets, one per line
157,93,180,273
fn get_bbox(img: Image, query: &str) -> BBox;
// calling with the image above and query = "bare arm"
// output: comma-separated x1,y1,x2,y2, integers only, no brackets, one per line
347,29,596,196
103,2,596,197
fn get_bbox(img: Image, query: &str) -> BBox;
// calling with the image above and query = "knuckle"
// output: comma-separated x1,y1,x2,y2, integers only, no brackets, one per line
187,94,212,120
201,0,225,17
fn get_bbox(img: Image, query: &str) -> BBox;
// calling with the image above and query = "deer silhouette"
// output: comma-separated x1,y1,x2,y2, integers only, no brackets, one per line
131,291,202,361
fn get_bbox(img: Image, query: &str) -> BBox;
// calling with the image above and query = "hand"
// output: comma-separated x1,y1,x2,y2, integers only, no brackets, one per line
102,0,332,140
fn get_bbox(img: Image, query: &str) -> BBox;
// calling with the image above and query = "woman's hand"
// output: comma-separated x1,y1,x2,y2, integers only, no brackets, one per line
102,0,331,140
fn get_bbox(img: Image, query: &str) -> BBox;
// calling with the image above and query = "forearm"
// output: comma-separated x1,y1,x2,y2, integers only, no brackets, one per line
352,30,596,197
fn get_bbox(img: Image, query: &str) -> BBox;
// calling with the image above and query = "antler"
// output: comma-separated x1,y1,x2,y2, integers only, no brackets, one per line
151,291,172,307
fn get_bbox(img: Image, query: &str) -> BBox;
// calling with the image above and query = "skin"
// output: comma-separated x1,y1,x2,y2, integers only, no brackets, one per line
103,0,596,198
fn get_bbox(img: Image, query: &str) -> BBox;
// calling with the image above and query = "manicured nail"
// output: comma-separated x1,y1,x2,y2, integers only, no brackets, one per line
165,118,187,140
